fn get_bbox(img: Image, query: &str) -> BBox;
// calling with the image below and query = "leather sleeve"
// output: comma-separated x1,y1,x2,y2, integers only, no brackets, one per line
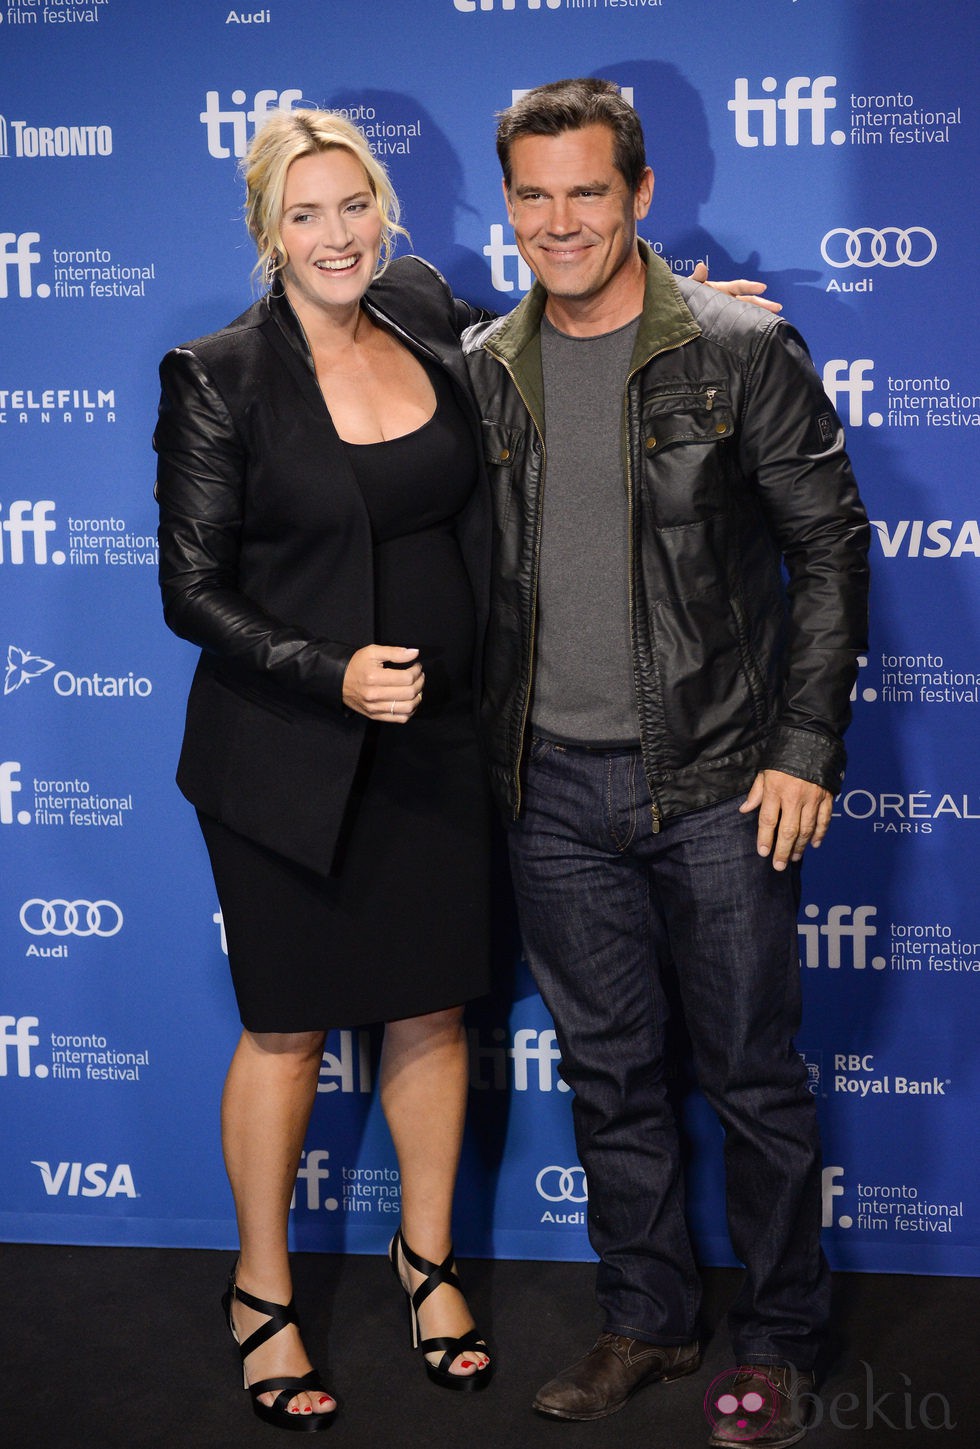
738,320,871,791
153,346,353,708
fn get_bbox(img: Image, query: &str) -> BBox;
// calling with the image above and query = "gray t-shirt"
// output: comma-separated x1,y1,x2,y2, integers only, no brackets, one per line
531,314,641,746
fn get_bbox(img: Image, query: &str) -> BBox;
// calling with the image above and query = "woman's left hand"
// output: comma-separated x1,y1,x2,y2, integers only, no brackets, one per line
342,644,425,722
692,261,782,313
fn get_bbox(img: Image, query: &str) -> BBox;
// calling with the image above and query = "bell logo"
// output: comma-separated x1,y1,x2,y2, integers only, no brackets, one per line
729,76,845,148
32,1161,137,1198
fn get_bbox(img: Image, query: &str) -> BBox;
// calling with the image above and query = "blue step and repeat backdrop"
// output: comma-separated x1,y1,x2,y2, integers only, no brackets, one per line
2,0,978,1275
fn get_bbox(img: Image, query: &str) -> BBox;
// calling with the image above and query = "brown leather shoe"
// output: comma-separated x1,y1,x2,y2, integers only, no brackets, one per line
532,1333,701,1421
707,1365,816,1447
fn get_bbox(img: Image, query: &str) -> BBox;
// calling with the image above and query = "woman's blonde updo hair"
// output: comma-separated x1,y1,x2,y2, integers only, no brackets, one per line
242,107,409,289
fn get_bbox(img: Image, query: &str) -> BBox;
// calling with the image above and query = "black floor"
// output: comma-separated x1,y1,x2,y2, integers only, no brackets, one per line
2,1245,976,1448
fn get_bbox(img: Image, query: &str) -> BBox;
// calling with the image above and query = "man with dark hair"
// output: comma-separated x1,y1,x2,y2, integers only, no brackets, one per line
464,78,869,1447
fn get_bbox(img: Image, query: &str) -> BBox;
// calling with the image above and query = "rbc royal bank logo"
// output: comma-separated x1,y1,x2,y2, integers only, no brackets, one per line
729,76,846,147
200,88,305,159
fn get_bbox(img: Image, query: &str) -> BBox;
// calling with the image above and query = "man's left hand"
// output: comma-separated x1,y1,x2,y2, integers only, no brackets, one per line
739,769,833,870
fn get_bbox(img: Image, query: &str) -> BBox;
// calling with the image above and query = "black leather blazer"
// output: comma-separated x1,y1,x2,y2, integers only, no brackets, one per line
154,258,489,876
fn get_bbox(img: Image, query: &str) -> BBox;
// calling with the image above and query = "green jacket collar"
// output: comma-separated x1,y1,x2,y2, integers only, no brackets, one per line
482,239,702,385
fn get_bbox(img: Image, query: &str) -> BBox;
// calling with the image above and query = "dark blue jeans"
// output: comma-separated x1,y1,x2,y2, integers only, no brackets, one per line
508,739,830,1370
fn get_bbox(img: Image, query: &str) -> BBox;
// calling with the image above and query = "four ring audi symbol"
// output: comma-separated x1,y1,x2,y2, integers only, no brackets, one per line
821,226,938,268
20,899,124,937
535,1165,588,1203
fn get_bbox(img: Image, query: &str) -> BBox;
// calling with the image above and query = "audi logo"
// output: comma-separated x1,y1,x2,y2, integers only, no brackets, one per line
820,227,937,269
535,1165,588,1203
20,899,124,937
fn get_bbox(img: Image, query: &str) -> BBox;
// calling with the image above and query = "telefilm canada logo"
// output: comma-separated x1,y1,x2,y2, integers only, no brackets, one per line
0,386,117,426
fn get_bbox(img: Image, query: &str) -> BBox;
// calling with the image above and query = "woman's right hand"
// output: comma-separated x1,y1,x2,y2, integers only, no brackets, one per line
342,646,425,722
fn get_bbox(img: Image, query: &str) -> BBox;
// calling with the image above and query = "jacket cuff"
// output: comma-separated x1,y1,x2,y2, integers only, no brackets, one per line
760,725,847,795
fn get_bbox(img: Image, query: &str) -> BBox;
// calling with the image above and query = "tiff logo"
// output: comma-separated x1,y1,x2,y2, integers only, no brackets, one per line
798,905,884,971
292,1150,333,1210
0,1014,40,1076
200,88,305,159
822,360,882,427
455,2,564,11
0,232,47,299
0,761,31,826
0,501,59,563
484,223,534,295
729,76,846,148
822,1165,852,1227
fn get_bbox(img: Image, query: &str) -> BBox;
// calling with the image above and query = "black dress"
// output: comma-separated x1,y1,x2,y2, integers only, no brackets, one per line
198,362,491,1031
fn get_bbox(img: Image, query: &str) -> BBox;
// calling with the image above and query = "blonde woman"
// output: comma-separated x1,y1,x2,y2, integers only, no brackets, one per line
154,109,494,1429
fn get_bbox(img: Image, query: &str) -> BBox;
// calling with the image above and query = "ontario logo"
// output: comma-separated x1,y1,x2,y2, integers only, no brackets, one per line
4,646,54,694
3,646,153,700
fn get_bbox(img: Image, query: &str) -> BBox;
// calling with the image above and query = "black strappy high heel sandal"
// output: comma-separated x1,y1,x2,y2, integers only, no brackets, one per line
222,1273,337,1431
388,1228,493,1392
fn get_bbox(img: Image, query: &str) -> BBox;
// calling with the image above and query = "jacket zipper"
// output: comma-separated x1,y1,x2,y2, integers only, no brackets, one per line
486,346,546,819
624,342,698,835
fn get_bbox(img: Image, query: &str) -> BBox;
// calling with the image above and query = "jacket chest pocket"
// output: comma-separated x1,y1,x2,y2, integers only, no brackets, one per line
639,385,735,527
481,420,526,534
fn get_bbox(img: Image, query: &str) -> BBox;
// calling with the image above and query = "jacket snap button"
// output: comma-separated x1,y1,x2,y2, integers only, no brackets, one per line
714,423,727,435
499,448,510,460
646,436,656,450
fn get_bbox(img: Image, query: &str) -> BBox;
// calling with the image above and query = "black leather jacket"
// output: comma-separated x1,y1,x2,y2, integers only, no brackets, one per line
463,244,870,825
154,259,488,875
